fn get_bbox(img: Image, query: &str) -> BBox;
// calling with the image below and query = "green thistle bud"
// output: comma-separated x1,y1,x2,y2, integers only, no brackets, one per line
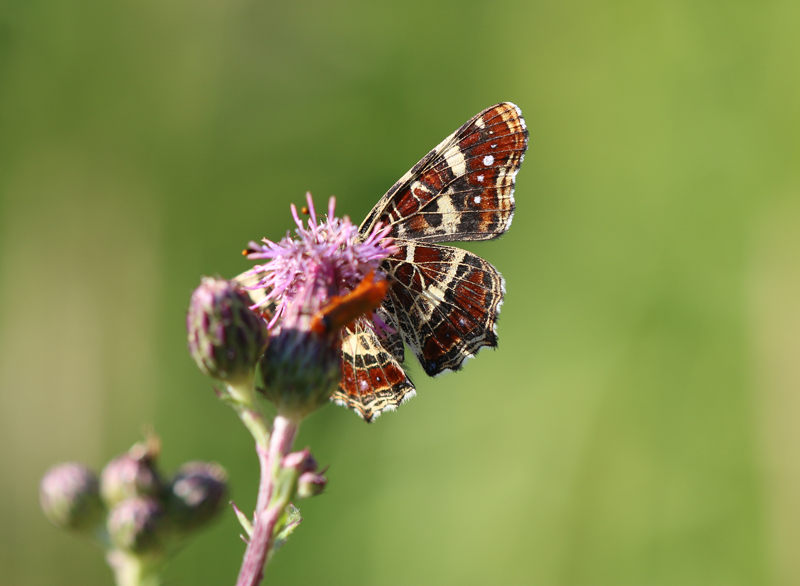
107,497,165,554
260,328,341,419
296,471,327,499
100,438,162,508
187,277,268,385
40,463,104,532
166,461,228,531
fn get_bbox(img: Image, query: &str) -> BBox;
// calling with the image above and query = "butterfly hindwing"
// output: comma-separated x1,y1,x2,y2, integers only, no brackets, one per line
333,316,416,422
360,102,527,244
381,240,505,376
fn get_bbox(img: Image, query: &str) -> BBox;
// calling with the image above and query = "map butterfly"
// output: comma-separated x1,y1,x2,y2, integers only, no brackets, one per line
335,102,527,420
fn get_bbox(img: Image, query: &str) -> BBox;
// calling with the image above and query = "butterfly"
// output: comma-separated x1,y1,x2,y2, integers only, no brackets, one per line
332,102,528,421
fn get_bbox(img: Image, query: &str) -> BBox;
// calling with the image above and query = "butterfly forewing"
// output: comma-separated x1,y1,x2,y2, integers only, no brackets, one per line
360,102,528,244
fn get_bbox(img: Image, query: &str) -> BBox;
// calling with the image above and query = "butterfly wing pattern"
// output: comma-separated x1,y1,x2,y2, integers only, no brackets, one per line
333,102,528,421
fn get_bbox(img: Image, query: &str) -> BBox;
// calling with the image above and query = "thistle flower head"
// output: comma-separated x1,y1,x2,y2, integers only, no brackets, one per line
243,192,397,332
242,193,397,419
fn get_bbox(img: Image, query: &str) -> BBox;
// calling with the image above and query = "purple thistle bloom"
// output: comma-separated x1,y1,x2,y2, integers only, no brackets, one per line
242,193,398,333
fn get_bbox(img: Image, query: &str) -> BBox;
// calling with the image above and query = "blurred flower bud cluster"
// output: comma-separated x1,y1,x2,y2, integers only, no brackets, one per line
40,434,228,562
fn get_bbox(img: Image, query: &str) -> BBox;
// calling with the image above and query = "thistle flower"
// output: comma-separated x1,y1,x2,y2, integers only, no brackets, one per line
243,193,396,332
241,193,397,419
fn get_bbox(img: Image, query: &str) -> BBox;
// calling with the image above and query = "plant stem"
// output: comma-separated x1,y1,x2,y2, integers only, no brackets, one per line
229,381,270,449
106,550,162,586
235,415,299,586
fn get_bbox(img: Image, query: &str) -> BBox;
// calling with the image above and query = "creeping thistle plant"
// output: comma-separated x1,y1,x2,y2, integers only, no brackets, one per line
188,194,395,586
41,194,394,586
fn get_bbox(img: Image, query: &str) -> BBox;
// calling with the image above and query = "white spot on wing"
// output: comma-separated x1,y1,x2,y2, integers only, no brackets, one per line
476,174,484,182
482,155,494,167
474,196,481,204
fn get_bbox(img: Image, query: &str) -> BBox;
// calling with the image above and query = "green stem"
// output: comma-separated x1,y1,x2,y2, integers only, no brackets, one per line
106,550,162,586
227,381,270,448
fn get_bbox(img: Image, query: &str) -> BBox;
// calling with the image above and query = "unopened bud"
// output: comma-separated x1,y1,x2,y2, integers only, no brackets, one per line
296,471,327,499
40,463,104,531
167,461,228,531
281,449,317,473
187,277,268,384
100,439,162,508
260,328,341,419
107,497,165,554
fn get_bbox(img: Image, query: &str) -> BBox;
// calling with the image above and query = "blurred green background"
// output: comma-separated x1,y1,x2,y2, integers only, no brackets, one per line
1,0,799,584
